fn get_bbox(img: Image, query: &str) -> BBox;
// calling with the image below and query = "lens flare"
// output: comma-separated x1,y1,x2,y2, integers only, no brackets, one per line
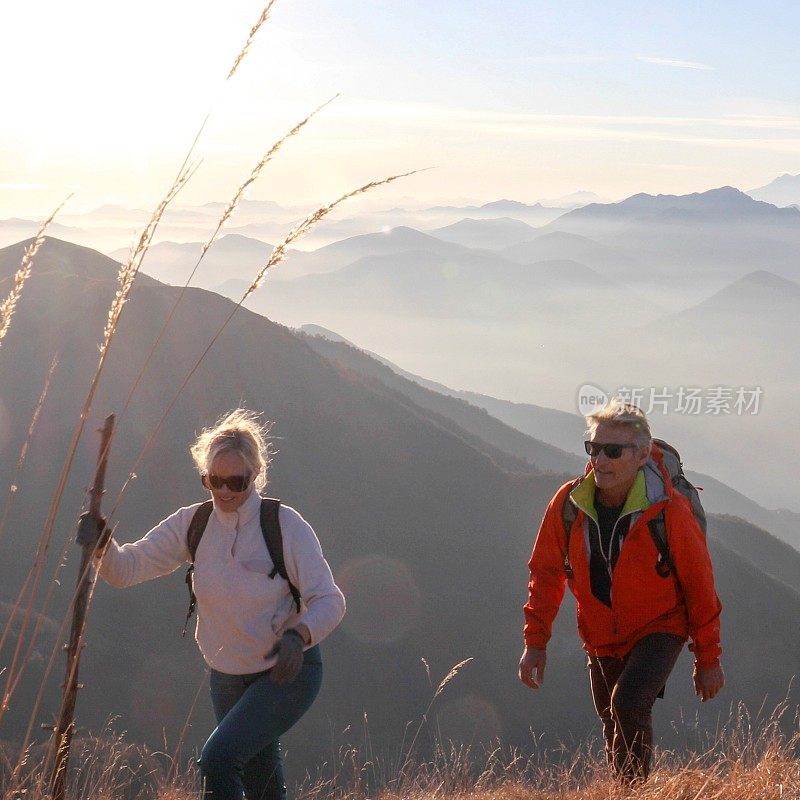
337,555,421,644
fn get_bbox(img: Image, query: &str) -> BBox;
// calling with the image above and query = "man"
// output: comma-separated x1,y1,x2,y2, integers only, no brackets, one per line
518,400,724,782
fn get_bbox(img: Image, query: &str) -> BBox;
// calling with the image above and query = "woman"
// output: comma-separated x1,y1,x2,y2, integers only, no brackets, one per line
96,408,346,800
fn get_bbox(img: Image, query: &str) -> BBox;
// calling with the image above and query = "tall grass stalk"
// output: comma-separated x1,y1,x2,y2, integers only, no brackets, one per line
112,94,337,432
245,169,421,295
101,168,419,534
300,704,799,800
163,667,209,787
0,159,195,730
0,199,68,349
227,0,279,80
7,515,110,786
1,0,298,768
397,658,473,783
0,354,59,550
0,355,60,703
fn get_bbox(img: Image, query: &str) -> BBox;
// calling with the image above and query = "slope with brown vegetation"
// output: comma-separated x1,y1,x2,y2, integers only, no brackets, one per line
2,704,797,799
0,237,798,789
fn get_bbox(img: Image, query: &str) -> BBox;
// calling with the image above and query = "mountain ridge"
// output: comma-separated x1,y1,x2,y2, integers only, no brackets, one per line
0,237,796,768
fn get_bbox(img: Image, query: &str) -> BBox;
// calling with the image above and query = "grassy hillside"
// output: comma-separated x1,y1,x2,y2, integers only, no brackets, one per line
0,238,797,789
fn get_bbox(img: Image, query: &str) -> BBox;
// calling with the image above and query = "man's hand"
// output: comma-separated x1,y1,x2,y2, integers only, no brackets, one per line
694,663,725,702
268,630,305,685
518,647,547,689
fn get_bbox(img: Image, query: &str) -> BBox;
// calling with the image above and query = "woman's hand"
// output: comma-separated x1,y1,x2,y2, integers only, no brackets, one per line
269,629,306,685
78,513,111,556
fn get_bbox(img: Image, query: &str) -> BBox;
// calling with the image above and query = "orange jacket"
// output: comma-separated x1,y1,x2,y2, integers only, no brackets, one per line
523,446,722,669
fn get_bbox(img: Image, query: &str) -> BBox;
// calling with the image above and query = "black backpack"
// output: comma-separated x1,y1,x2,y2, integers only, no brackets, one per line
182,497,302,636
560,439,706,581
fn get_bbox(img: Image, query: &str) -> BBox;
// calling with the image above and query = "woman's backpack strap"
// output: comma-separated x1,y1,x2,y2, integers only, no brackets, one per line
183,500,214,636
260,498,302,613
182,498,303,637
187,500,214,562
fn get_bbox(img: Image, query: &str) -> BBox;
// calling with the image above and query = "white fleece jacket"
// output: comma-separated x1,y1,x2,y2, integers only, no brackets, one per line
98,488,346,674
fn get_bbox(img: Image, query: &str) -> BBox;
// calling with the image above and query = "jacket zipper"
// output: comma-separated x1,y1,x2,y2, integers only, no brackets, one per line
602,500,670,638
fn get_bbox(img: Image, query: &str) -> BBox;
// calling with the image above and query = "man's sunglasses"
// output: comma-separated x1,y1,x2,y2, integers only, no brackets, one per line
202,473,252,492
584,441,639,459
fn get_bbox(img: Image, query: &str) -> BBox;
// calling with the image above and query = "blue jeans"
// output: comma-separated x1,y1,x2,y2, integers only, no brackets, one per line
201,646,323,800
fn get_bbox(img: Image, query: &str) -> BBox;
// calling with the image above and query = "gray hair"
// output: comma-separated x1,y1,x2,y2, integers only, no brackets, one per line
190,408,272,491
585,398,652,448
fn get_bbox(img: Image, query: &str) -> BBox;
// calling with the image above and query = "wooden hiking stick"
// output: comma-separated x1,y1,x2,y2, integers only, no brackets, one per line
49,414,115,800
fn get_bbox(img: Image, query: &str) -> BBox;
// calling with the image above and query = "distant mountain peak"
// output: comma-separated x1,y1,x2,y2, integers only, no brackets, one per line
562,185,797,223
537,190,606,209
683,269,800,316
437,217,536,231
218,232,273,247
480,199,542,211
623,185,750,206
735,269,800,292
747,173,800,207
297,324,353,345
0,236,159,286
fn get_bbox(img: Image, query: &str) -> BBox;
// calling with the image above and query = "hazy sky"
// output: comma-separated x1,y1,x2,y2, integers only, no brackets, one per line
2,0,800,215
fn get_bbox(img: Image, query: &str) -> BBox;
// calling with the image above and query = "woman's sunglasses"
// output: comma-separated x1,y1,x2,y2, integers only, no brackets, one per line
202,473,252,492
584,441,638,459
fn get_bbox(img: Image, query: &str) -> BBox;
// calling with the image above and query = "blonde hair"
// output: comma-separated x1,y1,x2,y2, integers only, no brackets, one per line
585,398,652,448
190,408,272,491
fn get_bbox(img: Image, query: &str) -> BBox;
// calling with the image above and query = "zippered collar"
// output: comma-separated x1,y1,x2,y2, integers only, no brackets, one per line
569,445,674,523
212,485,261,530
569,469,650,525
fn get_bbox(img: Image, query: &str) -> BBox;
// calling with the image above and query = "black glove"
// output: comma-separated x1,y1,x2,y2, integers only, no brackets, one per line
268,630,304,685
77,512,110,552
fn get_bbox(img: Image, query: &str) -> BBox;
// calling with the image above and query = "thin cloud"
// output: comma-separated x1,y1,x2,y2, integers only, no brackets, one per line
494,54,606,66
332,102,800,133
326,101,800,155
637,56,714,70
0,183,47,190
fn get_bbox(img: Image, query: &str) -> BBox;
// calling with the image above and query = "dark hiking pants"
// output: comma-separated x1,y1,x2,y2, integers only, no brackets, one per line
588,633,684,783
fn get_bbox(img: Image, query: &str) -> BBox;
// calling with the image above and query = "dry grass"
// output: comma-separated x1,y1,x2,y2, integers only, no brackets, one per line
0,0,283,746
2,729,201,800
1,705,796,800
98,165,419,541
202,93,338,258
111,92,337,436
227,0,279,80
1,0,420,790
0,157,196,741
0,354,58,550
0,199,68,348
245,169,422,296
298,703,800,800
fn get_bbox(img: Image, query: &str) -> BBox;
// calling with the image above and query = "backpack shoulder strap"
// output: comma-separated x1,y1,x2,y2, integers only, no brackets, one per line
560,479,582,579
187,500,214,562
647,510,674,578
260,498,302,613
183,500,214,636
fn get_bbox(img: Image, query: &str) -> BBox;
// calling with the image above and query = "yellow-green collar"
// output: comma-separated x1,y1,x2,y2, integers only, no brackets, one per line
569,469,650,524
